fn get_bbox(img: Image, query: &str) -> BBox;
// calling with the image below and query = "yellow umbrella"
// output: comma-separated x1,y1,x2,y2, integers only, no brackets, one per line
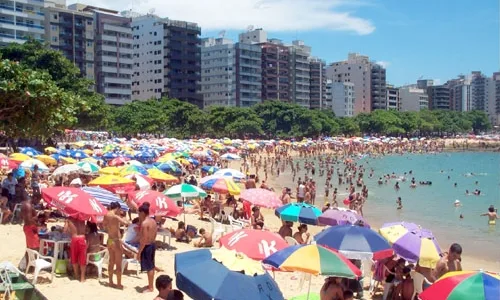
99,166,122,175
176,158,190,166
35,155,57,166
212,247,265,275
44,147,58,154
82,157,98,164
83,149,93,155
60,157,77,164
73,141,86,148
10,153,30,162
147,168,179,184
88,175,135,188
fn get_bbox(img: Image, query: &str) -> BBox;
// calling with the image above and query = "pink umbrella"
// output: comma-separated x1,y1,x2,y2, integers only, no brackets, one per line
239,188,282,208
129,190,180,217
42,187,107,222
219,229,288,260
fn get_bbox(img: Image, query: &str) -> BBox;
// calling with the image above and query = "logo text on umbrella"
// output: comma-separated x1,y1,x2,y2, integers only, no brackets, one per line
57,190,78,204
258,240,278,257
89,197,103,213
135,191,149,201
228,231,248,247
156,196,168,209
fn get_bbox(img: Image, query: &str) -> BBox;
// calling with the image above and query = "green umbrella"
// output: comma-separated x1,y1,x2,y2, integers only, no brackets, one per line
164,183,207,199
76,161,100,173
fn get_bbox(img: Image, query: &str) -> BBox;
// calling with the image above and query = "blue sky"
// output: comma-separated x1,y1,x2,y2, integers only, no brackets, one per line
84,0,499,86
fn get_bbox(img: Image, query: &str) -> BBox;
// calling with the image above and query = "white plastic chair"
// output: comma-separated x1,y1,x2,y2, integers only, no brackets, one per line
209,217,226,242
86,249,108,279
411,270,432,300
157,230,172,248
26,249,54,284
221,206,233,223
228,215,247,231
9,204,22,223
285,236,299,245
121,258,140,277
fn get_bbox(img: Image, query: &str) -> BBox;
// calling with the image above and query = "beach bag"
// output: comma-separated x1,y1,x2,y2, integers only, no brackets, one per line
55,259,68,274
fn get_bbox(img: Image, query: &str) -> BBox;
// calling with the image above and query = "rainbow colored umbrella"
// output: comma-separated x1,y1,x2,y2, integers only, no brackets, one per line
201,165,219,174
379,222,441,268
419,270,500,300
274,203,321,225
263,244,361,278
120,165,148,176
200,175,240,195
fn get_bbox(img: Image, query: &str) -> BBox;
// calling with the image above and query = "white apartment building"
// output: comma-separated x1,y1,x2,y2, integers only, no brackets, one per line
448,76,472,112
201,37,237,107
329,81,354,117
0,0,46,46
131,14,165,100
399,86,428,112
488,72,500,126
238,27,266,44
386,85,400,110
288,40,310,108
326,53,372,114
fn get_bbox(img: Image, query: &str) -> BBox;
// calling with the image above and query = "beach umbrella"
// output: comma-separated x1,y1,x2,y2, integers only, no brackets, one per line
155,161,182,175
99,166,121,175
35,155,57,166
20,147,41,157
44,147,58,154
119,165,148,176
240,188,282,209
124,174,153,190
76,161,100,174
263,244,362,278
200,175,240,195
81,186,129,211
220,153,241,160
129,190,180,217
109,157,129,166
213,168,245,181
126,160,144,167
175,248,284,300
314,225,393,260
419,270,500,300
274,203,321,225
319,208,370,227
52,164,82,176
69,150,88,159
219,229,287,261
186,157,200,166
379,222,441,268
9,153,30,162
164,183,207,199
60,156,77,164
58,149,72,157
147,168,180,184
19,159,49,172
88,175,136,193
201,165,219,174
41,187,107,222
102,152,119,159
0,158,19,170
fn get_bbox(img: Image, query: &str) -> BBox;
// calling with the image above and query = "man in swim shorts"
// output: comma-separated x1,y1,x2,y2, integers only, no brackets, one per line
480,205,498,225
137,203,158,293
65,216,87,282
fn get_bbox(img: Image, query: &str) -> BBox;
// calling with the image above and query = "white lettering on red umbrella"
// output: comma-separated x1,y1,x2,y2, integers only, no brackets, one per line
89,198,103,213
135,191,149,201
57,190,78,204
228,231,248,247
155,196,168,210
258,240,277,257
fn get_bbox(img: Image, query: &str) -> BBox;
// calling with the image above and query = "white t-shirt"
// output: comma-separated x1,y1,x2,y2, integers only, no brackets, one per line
124,224,138,243
298,184,305,198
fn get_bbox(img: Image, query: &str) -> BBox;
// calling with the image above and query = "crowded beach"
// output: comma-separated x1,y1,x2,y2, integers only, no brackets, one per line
1,133,500,300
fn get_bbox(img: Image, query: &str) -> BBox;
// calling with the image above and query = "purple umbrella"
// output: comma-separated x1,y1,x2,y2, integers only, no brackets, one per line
318,208,370,228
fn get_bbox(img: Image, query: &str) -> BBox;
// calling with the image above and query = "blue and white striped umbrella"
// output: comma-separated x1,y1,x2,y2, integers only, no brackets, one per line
20,147,41,157
81,186,129,211
213,168,245,182
220,153,241,160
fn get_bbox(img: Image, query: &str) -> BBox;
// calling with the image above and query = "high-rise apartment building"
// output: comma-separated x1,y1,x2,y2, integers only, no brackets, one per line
288,40,310,107
309,58,326,109
386,85,400,111
399,86,428,112
259,40,290,102
326,53,386,114
427,85,450,110
417,79,433,91
328,81,354,117
0,0,45,46
490,72,500,126
448,76,471,112
235,42,262,107
69,4,133,105
470,71,489,112
44,6,95,80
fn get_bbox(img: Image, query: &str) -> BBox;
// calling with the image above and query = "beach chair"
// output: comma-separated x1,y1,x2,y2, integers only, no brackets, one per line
86,249,108,279
221,206,233,223
157,229,172,249
25,249,54,284
285,236,299,246
209,217,226,242
411,270,432,300
228,215,246,231
121,258,140,277
0,262,34,300
9,204,22,223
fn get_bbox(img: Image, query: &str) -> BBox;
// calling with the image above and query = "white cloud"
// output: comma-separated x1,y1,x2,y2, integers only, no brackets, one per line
375,61,390,68
71,0,375,35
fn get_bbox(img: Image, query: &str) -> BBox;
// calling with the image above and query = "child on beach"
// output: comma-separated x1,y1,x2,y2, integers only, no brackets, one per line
154,275,173,300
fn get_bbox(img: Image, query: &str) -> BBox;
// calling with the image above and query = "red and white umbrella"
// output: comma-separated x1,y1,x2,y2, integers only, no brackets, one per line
109,157,129,166
124,174,152,190
42,187,107,222
219,229,288,261
129,190,180,217
0,158,19,170
239,188,283,208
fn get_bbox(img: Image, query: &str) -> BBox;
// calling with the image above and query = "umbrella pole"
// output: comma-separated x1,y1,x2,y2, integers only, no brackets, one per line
307,274,312,300
183,197,186,223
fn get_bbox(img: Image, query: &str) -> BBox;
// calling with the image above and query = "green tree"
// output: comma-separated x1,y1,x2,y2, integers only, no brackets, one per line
466,110,491,134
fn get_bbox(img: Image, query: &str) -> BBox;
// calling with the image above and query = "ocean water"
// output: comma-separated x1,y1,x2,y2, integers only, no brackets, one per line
275,152,500,262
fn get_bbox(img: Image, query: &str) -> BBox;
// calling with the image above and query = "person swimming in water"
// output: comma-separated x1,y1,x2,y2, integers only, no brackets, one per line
396,197,403,210
480,205,498,226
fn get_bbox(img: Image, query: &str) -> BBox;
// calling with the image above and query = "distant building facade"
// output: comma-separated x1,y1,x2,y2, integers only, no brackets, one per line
399,86,428,112
329,81,354,117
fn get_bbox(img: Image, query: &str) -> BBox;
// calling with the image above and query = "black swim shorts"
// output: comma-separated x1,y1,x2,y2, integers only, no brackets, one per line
140,243,156,272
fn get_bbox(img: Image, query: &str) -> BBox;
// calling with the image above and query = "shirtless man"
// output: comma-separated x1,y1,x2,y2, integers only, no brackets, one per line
65,216,87,282
193,228,213,248
480,205,498,225
434,243,462,280
278,221,293,239
280,188,290,205
137,204,158,293
320,277,344,300
103,202,130,289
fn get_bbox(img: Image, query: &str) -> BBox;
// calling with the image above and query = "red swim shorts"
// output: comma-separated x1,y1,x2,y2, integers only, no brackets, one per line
70,236,87,266
23,225,40,249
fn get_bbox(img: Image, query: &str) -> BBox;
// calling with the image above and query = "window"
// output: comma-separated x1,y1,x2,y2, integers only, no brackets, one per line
51,36,57,42
53,14,58,20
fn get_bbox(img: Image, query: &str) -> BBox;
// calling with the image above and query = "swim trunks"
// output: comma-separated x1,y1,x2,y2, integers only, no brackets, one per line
23,225,40,249
70,236,87,266
140,243,156,272
489,220,496,225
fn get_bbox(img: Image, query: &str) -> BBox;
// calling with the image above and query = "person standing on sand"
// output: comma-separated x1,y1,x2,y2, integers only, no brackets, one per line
434,243,462,280
103,201,130,289
281,187,290,205
480,205,498,225
137,204,158,293
64,216,87,282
